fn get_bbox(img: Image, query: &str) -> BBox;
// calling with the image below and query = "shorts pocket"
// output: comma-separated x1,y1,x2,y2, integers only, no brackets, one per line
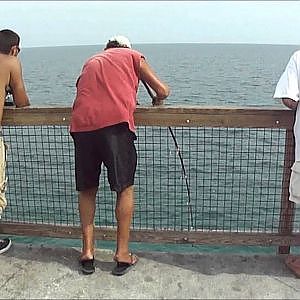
289,161,300,202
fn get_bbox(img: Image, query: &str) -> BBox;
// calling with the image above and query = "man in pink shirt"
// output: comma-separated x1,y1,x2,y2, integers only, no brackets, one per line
70,36,170,276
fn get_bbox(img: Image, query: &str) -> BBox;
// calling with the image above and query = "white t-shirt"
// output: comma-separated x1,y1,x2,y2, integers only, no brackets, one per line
274,50,300,161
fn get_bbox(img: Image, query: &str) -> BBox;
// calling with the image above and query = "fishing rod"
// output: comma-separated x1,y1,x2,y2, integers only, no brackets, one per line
141,80,194,231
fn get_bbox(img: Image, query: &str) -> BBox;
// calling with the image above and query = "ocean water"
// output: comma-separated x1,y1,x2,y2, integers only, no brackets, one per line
20,43,300,107
6,44,300,254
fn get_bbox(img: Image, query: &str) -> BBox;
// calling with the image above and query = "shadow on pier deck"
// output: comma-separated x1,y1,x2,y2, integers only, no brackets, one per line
1,242,300,299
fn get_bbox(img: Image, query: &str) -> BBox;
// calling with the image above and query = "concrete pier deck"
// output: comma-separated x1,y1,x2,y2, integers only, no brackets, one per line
1,243,300,299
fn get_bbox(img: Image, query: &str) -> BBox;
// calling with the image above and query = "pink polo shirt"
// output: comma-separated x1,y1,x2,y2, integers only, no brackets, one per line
70,48,143,133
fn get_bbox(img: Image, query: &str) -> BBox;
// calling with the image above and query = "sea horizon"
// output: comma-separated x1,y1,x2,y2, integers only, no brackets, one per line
22,42,300,49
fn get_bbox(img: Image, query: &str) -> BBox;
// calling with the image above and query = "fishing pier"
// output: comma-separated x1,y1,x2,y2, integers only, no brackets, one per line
1,105,300,298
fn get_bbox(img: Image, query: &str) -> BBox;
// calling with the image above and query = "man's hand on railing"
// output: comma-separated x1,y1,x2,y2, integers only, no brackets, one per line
282,98,298,110
152,96,164,106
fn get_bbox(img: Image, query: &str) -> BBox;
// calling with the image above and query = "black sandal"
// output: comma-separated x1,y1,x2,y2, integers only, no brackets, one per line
112,253,138,276
80,257,95,275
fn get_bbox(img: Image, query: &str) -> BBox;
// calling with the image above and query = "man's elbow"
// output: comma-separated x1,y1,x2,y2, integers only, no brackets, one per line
282,98,298,110
157,85,170,100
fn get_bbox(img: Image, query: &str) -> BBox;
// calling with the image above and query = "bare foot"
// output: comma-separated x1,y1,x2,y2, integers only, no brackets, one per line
80,253,94,261
114,252,138,264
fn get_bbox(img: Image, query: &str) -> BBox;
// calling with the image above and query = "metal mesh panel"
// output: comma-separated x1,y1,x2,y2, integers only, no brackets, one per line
1,125,296,233
188,127,286,232
3,126,78,225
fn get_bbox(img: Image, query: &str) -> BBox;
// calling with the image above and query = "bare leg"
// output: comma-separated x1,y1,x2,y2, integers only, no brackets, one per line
79,187,98,260
114,185,136,263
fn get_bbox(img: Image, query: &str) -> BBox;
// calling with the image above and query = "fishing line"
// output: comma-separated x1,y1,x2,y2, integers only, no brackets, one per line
141,80,194,231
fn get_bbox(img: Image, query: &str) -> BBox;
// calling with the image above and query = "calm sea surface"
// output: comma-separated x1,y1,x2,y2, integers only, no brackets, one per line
20,43,300,107
7,44,300,253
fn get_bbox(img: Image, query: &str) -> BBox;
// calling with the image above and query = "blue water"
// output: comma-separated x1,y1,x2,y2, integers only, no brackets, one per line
20,43,299,107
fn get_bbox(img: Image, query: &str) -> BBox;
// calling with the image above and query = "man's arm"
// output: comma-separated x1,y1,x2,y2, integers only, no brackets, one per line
9,57,30,108
139,58,170,105
0,81,6,108
282,98,298,110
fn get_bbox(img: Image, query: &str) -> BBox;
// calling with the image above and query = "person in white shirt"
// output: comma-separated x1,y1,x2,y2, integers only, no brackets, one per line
274,50,300,278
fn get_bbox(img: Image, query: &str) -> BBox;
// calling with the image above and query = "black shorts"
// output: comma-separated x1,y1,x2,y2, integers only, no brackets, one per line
71,122,137,193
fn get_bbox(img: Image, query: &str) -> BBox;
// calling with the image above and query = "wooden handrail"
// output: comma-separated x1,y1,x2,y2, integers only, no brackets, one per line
2,105,294,128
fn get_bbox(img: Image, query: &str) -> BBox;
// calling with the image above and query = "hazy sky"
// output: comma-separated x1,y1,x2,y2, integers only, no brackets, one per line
1,1,300,47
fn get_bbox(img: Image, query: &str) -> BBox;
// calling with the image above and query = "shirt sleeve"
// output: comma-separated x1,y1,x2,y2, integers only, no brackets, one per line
273,52,300,101
131,50,145,78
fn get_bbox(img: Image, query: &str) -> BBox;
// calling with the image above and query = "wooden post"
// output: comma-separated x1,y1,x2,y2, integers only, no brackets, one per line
278,129,295,254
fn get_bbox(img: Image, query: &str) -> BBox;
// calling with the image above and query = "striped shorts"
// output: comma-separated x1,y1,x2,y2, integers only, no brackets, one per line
0,137,8,218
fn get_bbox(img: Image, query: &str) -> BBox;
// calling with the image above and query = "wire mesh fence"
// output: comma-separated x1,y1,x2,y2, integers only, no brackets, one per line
1,124,297,234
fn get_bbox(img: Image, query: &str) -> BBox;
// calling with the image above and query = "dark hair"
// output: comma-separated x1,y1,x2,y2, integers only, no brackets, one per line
0,29,20,54
104,40,129,50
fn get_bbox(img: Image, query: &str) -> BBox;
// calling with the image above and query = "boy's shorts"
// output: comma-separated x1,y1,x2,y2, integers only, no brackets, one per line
0,137,8,218
289,160,300,203
71,122,137,193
